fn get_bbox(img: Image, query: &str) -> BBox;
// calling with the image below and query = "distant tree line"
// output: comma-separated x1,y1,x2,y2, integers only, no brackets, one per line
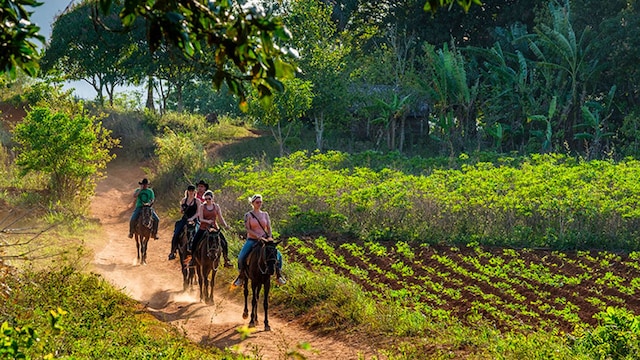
15,0,640,159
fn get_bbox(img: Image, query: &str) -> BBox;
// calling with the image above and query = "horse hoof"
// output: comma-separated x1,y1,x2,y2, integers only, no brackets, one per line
264,325,271,331
249,321,256,328
242,312,248,320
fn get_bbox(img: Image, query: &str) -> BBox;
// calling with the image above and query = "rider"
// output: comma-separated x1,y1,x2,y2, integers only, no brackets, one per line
186,190,233,268
128,178,160,239
233,194,286,287
195,179,208,203
168,184,200,260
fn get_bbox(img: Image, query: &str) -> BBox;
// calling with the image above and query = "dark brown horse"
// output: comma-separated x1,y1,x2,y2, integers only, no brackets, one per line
193,228,222,304
134,204,153,265
177,221,197,291
242,240,280,331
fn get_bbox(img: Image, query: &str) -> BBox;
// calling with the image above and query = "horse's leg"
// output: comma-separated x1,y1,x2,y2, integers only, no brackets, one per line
263,278,271,331
208,268,216,304
242,281,249,319
204,265,212,304
181,262,189,291
141,236,148,265
196,264,207,302
135,236,141,264
250,282,260,328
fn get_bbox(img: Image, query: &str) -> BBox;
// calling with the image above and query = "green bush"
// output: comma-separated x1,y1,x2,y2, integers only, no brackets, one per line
574,307,640,360
12,107,118,210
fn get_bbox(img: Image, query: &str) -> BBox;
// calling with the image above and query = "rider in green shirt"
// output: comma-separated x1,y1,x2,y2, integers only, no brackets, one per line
128,178,160,239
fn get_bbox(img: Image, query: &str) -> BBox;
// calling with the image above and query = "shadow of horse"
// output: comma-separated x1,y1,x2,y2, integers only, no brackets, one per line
242,240,280,331
134,204,153,265
177,222,197,291
194,228,222,304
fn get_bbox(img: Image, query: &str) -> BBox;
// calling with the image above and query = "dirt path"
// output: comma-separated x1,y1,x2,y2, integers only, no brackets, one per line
87,159,381,360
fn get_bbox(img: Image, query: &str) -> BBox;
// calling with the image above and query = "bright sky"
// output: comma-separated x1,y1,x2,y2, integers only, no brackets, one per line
29,1,138,101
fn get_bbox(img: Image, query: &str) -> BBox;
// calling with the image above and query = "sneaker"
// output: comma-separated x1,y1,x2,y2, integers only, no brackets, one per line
128,233,133,238
224,260,233,268
168,253,176,260
277,276,287,285
233,277,244,287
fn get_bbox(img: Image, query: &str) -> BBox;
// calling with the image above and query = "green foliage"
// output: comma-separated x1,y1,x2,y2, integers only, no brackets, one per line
0,267,233,359
12,107,118,209
248,77,314,156
0,322,38,359
574,307,640,360
154,130,207,189
211,150,640,251
96,0,297,109
0,0,44,78
99,107,154,161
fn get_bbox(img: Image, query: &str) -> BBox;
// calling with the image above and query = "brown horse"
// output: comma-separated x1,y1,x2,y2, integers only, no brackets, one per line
177,221,197,291
134,205,153,265
242,239,280,331
193,228,222,304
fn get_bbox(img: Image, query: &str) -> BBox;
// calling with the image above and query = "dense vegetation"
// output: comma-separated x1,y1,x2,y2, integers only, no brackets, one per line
4,0,640,359
24,0,640,161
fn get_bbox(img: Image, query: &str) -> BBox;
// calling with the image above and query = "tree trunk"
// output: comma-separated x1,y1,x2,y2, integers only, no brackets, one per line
146,77,155,111
399,114,405,153
176,82,183,113
314,112,324,151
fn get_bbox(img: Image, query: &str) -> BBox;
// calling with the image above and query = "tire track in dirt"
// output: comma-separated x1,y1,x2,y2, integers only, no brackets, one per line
87,159,381,359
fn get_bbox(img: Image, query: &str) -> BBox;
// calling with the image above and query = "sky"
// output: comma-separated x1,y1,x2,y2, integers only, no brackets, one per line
28,1,136,100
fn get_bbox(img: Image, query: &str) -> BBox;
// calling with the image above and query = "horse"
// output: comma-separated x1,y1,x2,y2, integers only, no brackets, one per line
177,221,197,291
193,228,222,304
133,204,153,265
242,239,280,331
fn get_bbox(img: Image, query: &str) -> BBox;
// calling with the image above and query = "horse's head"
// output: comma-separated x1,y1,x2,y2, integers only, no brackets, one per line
262,241,279,276
140,205,153,229
206,228,221,249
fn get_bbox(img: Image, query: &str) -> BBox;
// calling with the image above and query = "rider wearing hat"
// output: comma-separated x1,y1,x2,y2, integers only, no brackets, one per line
129,178,160,239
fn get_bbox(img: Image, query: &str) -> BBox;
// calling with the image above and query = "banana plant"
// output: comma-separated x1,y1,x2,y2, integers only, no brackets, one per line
371,93,411,151
528,96,557,153
574,86,616,159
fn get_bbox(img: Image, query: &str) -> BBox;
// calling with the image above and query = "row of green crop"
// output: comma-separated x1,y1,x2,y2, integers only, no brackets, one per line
284,237,640,334
207,150,640,250
280,236,640,359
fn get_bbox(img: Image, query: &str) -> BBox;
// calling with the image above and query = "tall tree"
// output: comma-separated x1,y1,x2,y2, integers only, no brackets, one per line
42,1,138,105
284,0,352,151
248,77,314,156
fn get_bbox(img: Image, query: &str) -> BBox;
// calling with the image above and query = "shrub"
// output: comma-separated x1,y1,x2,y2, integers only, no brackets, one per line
12,107,118,210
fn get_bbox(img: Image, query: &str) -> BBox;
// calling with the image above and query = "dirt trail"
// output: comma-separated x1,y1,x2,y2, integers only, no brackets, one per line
88,159,380,359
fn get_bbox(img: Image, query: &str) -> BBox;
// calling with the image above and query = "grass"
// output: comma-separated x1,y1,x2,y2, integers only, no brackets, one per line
0,265,243,359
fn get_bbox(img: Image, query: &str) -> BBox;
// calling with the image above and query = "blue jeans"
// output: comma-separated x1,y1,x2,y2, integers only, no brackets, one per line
238,238,282,271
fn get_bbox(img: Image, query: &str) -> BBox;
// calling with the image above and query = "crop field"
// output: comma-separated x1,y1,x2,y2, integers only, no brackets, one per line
286,237,640,333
